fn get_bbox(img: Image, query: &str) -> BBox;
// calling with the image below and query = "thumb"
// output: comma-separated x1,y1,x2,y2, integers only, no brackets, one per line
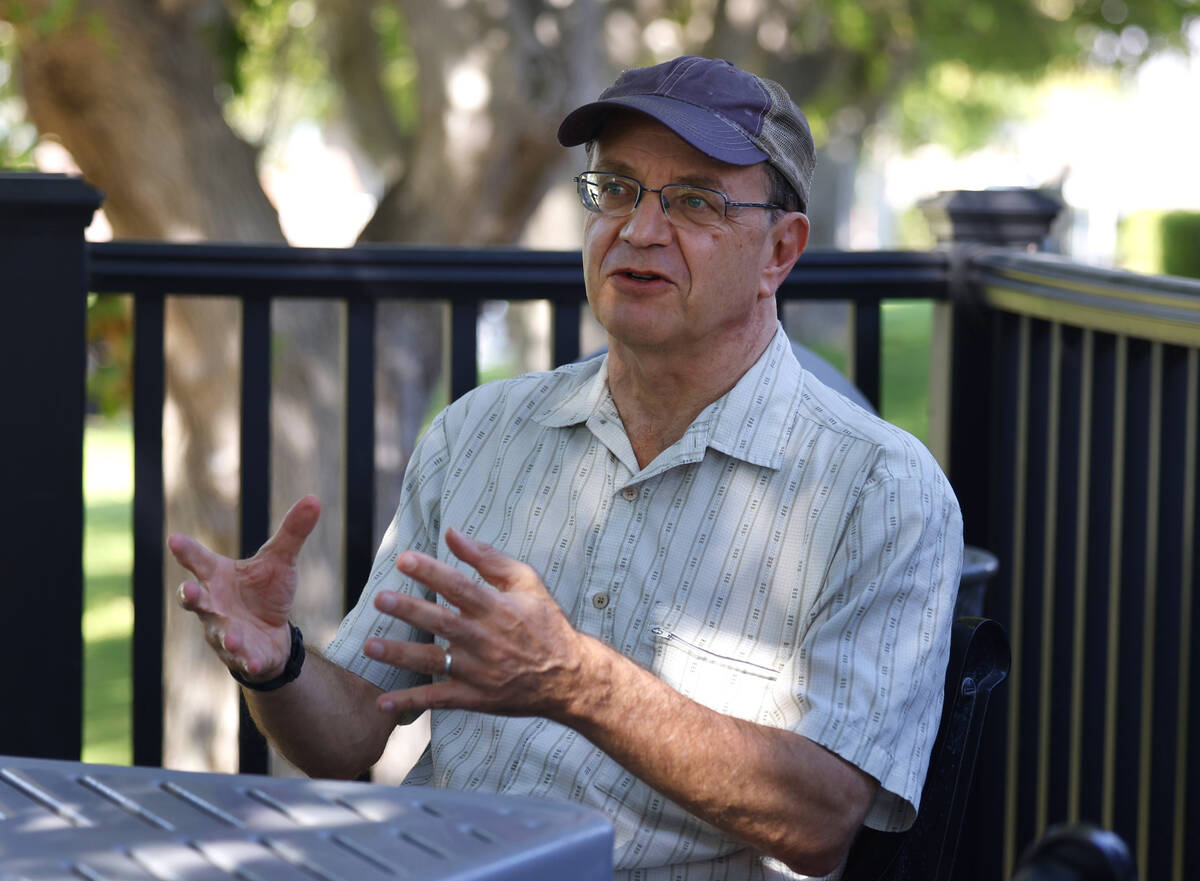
261,495,321,564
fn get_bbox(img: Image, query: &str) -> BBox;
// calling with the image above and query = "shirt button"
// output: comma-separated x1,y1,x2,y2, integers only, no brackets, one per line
621,486,639,501
592,592,610,610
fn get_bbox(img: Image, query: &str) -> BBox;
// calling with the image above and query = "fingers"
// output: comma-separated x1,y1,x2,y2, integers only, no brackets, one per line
395,549,493,615
190,604,287,677
167,533,220,582
375,590,465,639
180,583,240,662
261,495,321,564
372,533,584,720
219,624,246,658
364,636,447,680
177,580,214,614
223,625,281,678
391,529,542,612
377,682,467,716
443,527,541,593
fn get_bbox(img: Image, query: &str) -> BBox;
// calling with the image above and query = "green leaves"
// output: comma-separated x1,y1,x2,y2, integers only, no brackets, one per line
0,19,35,168
86,294,133,419
32,0,74,36
894,62,1038,154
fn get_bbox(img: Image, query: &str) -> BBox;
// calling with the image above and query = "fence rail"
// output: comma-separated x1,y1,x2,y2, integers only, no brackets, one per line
3,174,1198,881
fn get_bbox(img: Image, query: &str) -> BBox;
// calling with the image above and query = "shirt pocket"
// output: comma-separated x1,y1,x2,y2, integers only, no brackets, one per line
649,625,780,723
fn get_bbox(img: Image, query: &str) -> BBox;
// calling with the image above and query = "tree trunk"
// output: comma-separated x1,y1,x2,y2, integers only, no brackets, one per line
333,0,607,538
13,0,351,773
9,0,608,775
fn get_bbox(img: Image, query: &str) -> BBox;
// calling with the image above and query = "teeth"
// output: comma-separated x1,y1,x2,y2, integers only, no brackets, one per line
628,272,658,280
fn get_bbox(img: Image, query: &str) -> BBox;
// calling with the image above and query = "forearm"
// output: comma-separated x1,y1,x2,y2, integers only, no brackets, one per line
559,635,876,876
243,649,393,780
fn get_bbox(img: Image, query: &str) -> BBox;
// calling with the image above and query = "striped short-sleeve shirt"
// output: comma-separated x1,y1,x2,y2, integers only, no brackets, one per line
326,324,963,880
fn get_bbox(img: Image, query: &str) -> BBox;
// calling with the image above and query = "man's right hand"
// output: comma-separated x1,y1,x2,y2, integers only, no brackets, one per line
168,495,321,683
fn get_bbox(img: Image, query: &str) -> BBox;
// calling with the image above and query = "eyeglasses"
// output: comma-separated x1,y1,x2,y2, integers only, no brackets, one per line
574,171,785,230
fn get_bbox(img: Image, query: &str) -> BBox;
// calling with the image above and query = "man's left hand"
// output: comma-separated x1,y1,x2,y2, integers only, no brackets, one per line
364,527,591,720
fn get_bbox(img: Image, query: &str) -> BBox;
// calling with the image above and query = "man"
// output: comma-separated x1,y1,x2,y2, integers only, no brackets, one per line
169,56,963,880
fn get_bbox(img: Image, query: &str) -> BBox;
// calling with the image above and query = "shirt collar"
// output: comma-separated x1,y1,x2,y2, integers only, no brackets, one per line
695,324,804,470
533,324,805,471
533,355,610,428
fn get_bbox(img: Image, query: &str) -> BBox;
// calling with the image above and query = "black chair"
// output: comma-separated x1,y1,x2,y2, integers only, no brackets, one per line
1012,824,1136,881
842,616,1011,881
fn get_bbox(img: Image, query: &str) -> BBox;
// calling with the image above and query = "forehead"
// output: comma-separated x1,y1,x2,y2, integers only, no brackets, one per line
591,113,764,188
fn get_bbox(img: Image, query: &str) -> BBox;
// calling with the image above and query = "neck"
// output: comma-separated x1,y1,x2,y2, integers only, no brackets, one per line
606,319,778,469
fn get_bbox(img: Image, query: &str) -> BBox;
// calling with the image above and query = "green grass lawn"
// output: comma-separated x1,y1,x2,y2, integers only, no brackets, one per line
802,300,933,442
880,300,933,442
79,308,933,762
83,416,134,765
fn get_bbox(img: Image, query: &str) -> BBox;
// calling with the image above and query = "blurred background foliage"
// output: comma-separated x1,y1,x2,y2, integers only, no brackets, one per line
4,0,1188,185
0,21,35,167
2,0,1194,418
85,294,132,419
1118,210,1200,278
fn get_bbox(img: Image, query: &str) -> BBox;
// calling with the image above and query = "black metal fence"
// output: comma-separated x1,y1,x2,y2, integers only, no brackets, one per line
963,251,1200,881
2,173,1197,881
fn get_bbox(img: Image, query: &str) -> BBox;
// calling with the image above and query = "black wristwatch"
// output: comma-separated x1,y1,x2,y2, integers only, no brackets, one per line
230,623,305,692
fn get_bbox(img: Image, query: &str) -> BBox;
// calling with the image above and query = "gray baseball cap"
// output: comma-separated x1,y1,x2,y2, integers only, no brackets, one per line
558,56,816,211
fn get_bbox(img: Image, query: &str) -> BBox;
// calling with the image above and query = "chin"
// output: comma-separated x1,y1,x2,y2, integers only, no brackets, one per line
602,318,678,350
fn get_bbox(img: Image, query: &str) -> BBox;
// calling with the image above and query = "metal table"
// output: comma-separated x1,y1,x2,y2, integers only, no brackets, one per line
0,755,613,880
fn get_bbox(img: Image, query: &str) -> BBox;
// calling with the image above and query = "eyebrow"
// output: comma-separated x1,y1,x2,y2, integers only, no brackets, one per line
591,159,729,192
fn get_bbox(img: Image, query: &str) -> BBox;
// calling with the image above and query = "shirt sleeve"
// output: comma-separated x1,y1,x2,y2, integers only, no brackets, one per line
791,470,963,832
324,410,450,694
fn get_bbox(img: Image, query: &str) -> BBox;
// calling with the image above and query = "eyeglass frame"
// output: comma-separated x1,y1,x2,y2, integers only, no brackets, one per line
573,171,787,227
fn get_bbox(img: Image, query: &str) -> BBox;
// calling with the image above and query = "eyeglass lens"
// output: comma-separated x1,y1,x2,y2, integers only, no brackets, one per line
578,173,727,228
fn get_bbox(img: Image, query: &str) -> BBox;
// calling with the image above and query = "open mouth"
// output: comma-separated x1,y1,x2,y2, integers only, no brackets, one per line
624,271,664,282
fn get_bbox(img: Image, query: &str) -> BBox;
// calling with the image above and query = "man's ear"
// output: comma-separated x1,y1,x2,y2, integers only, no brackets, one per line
758,212,810,299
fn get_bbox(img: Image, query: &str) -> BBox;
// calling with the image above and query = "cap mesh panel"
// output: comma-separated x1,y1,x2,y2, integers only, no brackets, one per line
754,77,816,209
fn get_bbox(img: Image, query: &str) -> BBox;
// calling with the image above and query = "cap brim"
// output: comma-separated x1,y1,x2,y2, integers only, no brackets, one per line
557,95,768,167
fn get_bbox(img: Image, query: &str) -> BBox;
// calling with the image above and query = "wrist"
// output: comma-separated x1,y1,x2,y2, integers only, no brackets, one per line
231,623,305,692
556,634,619,727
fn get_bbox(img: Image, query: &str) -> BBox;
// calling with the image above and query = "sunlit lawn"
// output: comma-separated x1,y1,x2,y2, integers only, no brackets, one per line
804,300,933,441
79,308,932,762
83,416,134,765
880,300,933,442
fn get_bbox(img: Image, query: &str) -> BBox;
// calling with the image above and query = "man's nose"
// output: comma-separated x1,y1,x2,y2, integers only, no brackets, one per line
619,192,674,246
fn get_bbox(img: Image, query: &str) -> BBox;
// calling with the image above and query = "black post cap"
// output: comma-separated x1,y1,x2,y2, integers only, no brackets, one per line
0,172,103,228
920,187,1063,250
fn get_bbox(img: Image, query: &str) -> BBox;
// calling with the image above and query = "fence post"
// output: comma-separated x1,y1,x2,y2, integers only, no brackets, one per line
922,188,1062,549
921,187,1062,881
0,173,102,760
